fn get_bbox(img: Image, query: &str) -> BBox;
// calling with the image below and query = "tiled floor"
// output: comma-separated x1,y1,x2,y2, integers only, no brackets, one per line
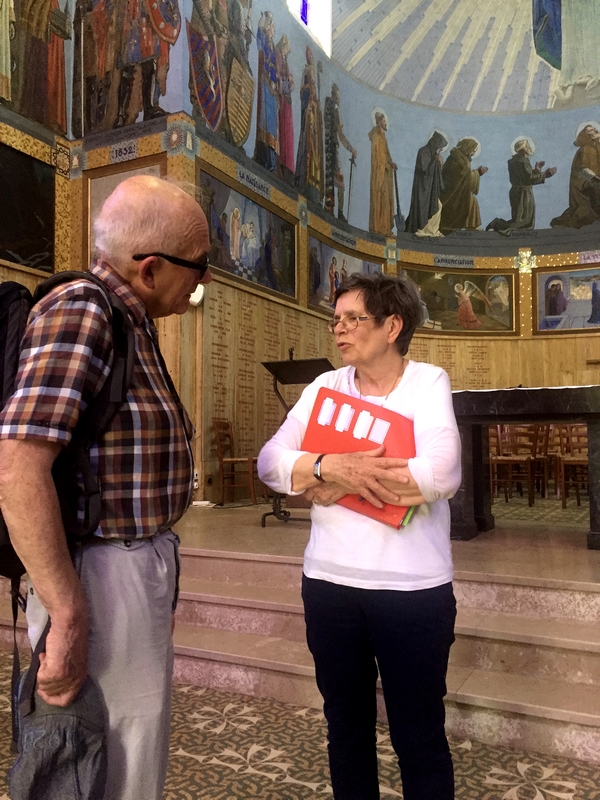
1,647,600,800
2,495,599,798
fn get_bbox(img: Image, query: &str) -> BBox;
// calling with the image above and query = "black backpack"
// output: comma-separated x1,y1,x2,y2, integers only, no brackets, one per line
0,271,135,743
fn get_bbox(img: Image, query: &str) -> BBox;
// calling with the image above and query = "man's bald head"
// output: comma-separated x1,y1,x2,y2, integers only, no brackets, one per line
93,176,209,275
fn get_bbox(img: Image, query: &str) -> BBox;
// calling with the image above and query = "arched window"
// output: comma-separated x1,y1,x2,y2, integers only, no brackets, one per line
286,0,332,56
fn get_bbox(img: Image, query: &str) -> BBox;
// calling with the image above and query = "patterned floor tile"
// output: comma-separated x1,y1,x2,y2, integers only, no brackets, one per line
2,648,600,799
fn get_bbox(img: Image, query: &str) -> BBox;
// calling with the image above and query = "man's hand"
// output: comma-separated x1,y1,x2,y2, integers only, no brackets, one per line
37,613,88,706
0,438,90,706
545,166,557,178
477,166,488,176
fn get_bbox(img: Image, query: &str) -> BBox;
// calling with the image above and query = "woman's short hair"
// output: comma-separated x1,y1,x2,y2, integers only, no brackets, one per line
334,272,422,355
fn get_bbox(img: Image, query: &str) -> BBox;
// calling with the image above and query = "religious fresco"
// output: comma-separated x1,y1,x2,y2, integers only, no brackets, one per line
71,0,181,136
550,122,600,230
198,164,296,298
187,0,254,146
308,232,382,312
368,108,399,238
3,0,600,243
333,0,600,113
3,0,70,134
400,266,515,334
535,265,600,333
0,141,54,271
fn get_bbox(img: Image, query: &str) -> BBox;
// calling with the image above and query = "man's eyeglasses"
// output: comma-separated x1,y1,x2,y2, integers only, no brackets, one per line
326,314,376,334
132,252,210,278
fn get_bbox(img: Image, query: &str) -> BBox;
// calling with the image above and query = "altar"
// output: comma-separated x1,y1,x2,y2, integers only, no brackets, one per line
450,386,600,549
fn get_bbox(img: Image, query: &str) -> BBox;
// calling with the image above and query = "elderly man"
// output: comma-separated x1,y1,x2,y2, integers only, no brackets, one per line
0,176,211,800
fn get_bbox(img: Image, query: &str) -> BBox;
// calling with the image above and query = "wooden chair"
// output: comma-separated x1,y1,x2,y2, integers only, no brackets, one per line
533,423,550,499
546,424,565,496
558,424,588,508
212,418,267,506
490,424,537,506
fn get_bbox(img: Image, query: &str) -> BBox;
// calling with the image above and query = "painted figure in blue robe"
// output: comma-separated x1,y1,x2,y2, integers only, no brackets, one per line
588,282,600,324
254,11,279,172
532,0,561,70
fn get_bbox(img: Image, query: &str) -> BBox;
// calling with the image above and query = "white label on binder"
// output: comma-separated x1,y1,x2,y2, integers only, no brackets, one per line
369,418,390,445
353,410,374,439
335,403,355,432
317,396,336,426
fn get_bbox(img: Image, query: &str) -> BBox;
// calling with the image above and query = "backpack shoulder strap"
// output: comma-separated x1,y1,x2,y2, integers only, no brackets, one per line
37,272,136,539
0,282,33,406
33,271,135,437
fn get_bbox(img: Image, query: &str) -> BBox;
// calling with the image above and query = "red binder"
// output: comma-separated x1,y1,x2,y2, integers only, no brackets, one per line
301,387,416,528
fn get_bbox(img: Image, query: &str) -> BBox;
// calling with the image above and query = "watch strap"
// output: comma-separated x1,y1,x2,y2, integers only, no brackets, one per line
313,454,326,482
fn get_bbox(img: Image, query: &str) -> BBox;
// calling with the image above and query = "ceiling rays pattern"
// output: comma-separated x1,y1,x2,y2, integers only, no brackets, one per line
332,0,558,113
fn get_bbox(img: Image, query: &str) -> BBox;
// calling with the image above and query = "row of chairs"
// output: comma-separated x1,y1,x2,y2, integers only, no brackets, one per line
489,423,588,507
212,417,590,509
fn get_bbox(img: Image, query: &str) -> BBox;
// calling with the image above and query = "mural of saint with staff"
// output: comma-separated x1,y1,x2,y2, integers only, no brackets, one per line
324,82,356,222
368,109,396,237
295,46,324,206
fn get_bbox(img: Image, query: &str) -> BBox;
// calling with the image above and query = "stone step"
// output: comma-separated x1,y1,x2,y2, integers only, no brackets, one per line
6,578,600,686
179,548,600,623
171,622,600,763
454,571,600,622
176,577,600,684
179,547,303,589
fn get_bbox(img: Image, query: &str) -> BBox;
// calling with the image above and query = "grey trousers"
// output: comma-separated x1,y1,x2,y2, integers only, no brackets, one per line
26,530,180,800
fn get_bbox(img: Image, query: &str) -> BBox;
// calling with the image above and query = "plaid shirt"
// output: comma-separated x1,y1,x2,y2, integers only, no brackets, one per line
0,261,195,539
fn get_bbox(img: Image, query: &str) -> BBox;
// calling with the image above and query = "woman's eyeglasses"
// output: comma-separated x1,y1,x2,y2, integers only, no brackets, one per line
326,314,376,334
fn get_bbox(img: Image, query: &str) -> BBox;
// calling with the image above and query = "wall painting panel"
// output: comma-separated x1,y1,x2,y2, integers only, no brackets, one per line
308,230,383,313
400,265,517,335
534,264,600,334
198,161,297,300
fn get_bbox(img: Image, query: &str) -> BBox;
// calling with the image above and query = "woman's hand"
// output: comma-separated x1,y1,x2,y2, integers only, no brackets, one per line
320,447,412,509
380,466,427,506
305,482,347,506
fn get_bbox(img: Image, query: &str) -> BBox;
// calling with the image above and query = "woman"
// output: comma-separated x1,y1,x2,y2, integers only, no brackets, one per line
258,273,461,800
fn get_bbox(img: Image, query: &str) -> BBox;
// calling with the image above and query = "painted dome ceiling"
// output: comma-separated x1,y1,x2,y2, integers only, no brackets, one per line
332,0,599,114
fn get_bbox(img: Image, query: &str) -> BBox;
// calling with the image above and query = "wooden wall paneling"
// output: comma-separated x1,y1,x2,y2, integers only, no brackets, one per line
297,222,309,307
156,315,181,392
178,307,197,415
193,304,206,492
0,264,45,291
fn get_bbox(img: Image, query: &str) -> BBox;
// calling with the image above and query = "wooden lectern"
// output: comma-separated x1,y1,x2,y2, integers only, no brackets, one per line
261,351,335,526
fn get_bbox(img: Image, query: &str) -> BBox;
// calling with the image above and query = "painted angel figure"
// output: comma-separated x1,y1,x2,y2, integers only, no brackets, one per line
455,280,492,330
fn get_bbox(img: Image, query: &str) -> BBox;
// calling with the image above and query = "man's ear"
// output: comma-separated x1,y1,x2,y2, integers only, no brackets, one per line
136,256,158,289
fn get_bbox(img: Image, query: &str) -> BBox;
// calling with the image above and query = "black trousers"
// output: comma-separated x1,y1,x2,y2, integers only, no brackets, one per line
302,576,456,800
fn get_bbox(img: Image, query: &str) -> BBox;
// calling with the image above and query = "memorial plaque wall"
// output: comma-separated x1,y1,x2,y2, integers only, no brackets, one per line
202,280,342,497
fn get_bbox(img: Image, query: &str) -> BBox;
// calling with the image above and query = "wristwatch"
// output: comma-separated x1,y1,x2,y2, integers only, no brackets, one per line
313,454,326,482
